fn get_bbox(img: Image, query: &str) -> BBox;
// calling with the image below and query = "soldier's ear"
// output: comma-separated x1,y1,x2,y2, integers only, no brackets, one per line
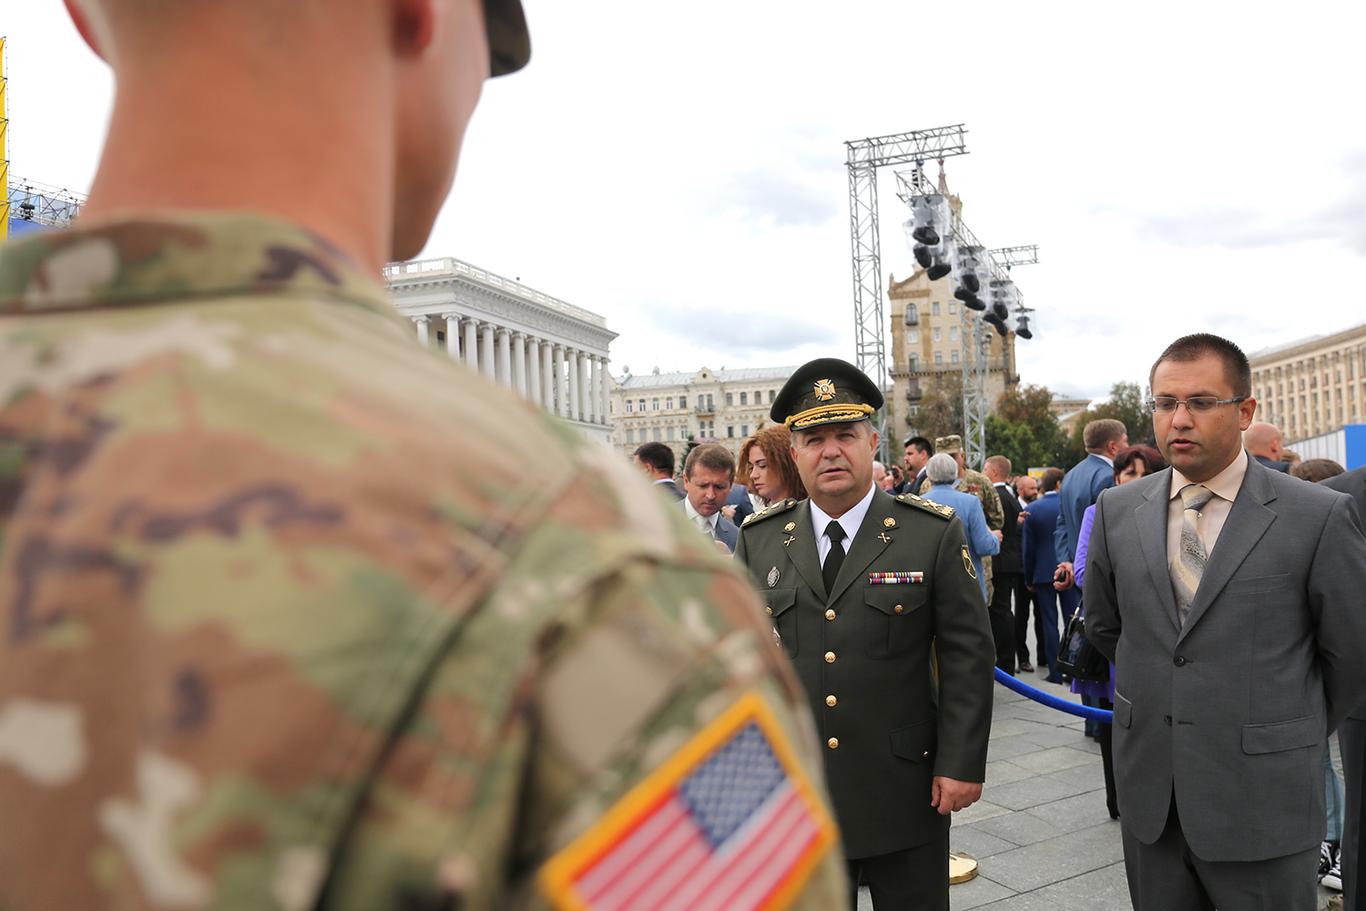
64,0,107,61
390,0,437,57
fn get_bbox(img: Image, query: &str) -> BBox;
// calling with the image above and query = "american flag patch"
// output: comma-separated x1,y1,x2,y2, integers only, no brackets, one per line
538,692,836,911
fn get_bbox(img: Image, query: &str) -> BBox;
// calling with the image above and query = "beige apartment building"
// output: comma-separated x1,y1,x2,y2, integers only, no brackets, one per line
887,268,1018,437
609,366,796,463
1249,322,1366,442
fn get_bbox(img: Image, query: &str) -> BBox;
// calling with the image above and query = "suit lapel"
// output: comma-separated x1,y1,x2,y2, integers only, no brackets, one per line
828,490,894,604
786,501,825,600
1135,471,1181,633
1177,464,1277,645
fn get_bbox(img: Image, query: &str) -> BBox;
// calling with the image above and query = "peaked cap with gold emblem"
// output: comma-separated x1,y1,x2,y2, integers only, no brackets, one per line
771,358,884,431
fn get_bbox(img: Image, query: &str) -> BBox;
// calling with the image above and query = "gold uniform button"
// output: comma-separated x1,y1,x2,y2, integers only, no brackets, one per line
826,695,837,707
894,604,904,614
922,750,930,758
827,737,839,749
765,606,773,615
824,651,836,663
825,609,836,621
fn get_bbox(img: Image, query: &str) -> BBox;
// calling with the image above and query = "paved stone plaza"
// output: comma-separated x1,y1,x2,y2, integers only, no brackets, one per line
858,674,1341,910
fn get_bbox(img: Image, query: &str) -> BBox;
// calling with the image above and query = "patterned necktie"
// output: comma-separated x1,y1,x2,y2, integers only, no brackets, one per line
1171,484,1215,625
823,520,847,597
695,514,714,538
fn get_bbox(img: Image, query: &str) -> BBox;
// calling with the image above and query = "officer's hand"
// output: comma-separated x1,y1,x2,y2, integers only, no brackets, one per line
930,777,982,815
1053,562,1074,591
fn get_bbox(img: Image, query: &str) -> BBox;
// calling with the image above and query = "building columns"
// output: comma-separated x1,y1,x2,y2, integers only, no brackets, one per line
597,356,610,424
526,338,542,406
568,349,582,422
512,333,527,397
496,328,512,388
461,318,478,368
413,315,430,347
553,345,567,417
542,343,556,410
481,323,496,381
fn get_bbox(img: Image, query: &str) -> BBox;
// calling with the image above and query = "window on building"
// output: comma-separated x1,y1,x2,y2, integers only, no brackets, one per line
769,389,777,403
933,328,942,342
707,394,715,410
625,400,633,413
740,392,748,405
638,399,645,412
727,426,735,438
680,395,688,409
950,326,959,340
910,405,920,417
932,302,941,316
652,398,659,411
909,355,920,372
653,427,662,441
935,352,944,365
626,429,635,443
951,351,960,364
667,426,676,441
666,397,674,410
741,424,749,437
908,329,920,343
948,301,958,315
726,393,734,407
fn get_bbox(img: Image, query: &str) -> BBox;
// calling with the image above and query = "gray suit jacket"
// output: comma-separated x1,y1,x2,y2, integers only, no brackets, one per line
1323,466,1366,720
678,502,739,553
1084,459,1366,861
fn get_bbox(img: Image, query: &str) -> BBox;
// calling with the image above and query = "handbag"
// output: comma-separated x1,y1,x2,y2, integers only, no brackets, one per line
1056,602,1110,683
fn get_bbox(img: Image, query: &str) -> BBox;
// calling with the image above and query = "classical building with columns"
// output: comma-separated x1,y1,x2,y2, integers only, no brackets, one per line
384,257,617,444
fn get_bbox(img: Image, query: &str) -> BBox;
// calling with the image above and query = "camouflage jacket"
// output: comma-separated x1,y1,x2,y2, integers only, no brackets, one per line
918,468,1003,531
0,214,848,909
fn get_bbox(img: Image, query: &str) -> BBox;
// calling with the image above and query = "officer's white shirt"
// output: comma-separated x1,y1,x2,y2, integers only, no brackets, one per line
683,497,719,535
809,482,877,566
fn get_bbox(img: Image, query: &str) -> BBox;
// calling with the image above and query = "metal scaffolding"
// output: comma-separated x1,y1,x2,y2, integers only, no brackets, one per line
6,176,85,230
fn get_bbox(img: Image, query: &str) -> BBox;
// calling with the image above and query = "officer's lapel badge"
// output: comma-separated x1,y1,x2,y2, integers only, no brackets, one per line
883,517,897,528
767,566,781,588
813,378,837,401
961,544,977,579
783,522,797,533
538,692,837,910
877,532,892,544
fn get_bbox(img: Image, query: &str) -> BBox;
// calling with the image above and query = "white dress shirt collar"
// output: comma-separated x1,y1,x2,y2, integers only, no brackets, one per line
810,482,878,563
1169,446,1248,504
683,497,718,532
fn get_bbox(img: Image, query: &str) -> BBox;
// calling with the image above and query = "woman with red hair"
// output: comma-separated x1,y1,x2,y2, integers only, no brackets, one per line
736,424,807,510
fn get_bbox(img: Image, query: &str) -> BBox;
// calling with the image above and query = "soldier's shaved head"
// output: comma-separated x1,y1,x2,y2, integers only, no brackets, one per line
64,0,491,269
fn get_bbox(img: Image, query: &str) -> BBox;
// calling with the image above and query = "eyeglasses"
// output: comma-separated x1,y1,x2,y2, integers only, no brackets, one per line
1145,395,1246,415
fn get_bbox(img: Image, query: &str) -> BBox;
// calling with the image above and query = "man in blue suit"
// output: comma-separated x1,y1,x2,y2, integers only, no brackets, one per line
921,454,1001,601
680,443,740,553
1054,419,1129,582
1023,467,1076,682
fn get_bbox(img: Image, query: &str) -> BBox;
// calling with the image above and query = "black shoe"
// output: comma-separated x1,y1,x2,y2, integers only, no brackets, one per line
1018,661,1034,673
1044,673,1065,684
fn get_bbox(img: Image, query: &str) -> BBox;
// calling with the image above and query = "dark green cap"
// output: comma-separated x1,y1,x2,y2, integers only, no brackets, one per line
485,0,530,77
771,358,883,431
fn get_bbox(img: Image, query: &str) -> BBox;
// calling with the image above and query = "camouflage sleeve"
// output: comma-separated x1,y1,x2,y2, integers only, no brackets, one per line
980,478,1004,531
320,452,849,910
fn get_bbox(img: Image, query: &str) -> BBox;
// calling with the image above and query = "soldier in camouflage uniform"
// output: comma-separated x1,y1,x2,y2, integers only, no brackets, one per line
0,2,849,909
917,435,1003,598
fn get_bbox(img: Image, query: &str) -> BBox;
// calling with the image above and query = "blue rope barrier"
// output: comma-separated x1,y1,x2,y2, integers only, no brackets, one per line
994,667,1114,723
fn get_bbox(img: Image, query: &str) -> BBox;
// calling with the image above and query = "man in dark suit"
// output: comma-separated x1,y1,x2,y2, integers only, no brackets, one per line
1021,467,1072,683
737,358,993,911
633,441,685,500
1324,465,1366,910
680,443,740,552
900,435,933,494
1054,418,1128,585
1085,334,1366,910
983,454,1024,674
1245,420,1291,472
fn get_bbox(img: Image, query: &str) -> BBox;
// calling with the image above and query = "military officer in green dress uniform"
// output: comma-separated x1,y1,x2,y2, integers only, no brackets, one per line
736,358,995,911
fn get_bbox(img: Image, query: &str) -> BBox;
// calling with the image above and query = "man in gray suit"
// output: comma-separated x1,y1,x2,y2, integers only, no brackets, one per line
1324,465,1366,909
680,443,740,553
1085,333,1366,910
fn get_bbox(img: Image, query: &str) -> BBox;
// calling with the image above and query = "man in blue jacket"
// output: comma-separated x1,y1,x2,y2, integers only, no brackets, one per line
921,454,1001,602
1023,467,1075,683
1054,419,1128,582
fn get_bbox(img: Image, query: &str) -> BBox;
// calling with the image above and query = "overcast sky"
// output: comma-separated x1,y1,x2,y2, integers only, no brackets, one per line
7,1,1366,401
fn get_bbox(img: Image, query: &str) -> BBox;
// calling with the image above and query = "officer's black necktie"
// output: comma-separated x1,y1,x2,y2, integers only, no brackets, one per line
823,520,846,596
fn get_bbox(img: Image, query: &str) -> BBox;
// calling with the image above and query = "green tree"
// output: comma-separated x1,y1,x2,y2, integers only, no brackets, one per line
910,373,965,444
1069,381,1155,453
984,384,1071,472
